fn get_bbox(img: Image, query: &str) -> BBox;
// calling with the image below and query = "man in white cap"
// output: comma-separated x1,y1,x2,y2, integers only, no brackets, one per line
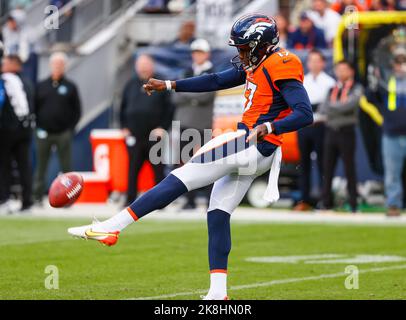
171,38,216,209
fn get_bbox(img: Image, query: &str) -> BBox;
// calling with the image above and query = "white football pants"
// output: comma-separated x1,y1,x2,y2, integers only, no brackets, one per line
171,130,277,214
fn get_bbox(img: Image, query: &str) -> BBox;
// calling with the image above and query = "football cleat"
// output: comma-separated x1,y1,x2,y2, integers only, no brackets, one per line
68,220,120,247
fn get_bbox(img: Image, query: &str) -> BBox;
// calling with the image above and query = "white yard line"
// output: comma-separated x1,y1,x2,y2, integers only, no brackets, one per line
129,264,406,300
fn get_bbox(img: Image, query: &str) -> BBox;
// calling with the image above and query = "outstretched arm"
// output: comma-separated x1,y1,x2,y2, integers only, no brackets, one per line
143,67,246,95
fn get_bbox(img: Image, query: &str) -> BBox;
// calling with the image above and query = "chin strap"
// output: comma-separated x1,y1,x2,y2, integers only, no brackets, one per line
231,42,280,72
248,43,280,72
248,54,269,72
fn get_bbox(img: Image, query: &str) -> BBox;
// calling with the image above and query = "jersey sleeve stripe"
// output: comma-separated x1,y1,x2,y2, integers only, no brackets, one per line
262,67,279,91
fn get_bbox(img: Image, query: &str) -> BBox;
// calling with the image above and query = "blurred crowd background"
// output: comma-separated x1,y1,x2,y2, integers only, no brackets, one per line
0,0,405,216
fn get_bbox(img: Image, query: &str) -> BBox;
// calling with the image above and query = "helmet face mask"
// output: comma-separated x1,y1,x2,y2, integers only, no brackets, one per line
230,40,272,71
229,14,279,71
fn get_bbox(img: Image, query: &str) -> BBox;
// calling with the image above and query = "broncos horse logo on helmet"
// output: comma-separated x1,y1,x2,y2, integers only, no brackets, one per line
229,14,279,71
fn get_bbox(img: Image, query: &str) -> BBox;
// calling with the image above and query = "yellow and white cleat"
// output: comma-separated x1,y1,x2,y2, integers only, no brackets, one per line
68,222,120,247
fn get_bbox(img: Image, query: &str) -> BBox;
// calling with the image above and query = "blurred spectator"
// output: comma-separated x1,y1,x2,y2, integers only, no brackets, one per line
49,0,75,44
168,0,190,12
307,0,342,45
143,0,171,13
397,0,406,10
287,12,327,50
8,5,27,25
0,54,34,213
369,0,406,10
320,60,363,213
294,50,335,211
10,0,33,10
378,48,406,216
3,10,38,84
33,52,81,204
331,0,365,14
3,54,34,113
120,54,173,206
368,0,390,10
169,20,196,49
2,14,29,63
171,39,215,209
274,14,289,48
368,0,382,10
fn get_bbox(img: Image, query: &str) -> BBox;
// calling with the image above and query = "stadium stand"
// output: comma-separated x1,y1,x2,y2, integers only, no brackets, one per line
0,0,405,213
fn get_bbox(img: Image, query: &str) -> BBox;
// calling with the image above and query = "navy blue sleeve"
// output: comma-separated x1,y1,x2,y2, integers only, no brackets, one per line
272,79,314,135
175,67,246,92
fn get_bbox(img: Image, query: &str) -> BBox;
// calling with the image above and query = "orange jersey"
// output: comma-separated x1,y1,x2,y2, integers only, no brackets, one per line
242,48,304,146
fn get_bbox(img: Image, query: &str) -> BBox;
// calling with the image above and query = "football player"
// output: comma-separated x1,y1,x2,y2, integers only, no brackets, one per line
68,14,313,300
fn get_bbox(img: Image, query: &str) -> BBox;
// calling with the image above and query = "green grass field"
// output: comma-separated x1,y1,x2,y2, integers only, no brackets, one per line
1,216,406,300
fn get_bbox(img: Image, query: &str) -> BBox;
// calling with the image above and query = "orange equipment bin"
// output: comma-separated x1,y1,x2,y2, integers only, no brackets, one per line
76,129,156,203
89,129,155,193
89,130,129,192
76,172,109,203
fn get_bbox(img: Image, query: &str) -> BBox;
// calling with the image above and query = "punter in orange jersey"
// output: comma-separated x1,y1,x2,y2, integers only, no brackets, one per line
68,14,313,300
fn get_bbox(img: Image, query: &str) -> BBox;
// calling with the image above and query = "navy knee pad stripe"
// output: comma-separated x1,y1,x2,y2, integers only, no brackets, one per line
129,174,188,218
207,209,231,271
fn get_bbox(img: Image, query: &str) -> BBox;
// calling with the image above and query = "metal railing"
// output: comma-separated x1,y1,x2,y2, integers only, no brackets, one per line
0,0,10,19
71,0,134,44
232,0,254,15
27,0,135,50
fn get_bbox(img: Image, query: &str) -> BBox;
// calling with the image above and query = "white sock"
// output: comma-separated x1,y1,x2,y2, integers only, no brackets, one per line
207,272,227,299
98,208,137,232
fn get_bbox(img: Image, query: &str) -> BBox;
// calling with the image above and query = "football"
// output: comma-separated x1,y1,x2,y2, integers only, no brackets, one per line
48,172,84,208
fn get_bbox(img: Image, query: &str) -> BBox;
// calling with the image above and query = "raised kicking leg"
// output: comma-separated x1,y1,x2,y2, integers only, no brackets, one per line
67,171,221,246
67,131,257,245
67,131,276,247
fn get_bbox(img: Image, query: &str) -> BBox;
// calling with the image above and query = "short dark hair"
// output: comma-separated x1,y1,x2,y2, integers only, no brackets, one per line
308,49,326,62
4,54,23,66
6,15,16,22
393,55,406,65
335,59,355,71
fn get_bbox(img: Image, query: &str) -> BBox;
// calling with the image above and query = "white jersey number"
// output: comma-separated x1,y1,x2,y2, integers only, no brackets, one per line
244,81,257,112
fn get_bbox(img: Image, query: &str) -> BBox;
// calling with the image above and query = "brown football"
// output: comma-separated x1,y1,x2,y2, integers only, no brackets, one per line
48,172,84,208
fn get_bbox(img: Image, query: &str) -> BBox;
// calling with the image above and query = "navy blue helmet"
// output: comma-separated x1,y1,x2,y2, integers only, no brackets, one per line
228,14,279,70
